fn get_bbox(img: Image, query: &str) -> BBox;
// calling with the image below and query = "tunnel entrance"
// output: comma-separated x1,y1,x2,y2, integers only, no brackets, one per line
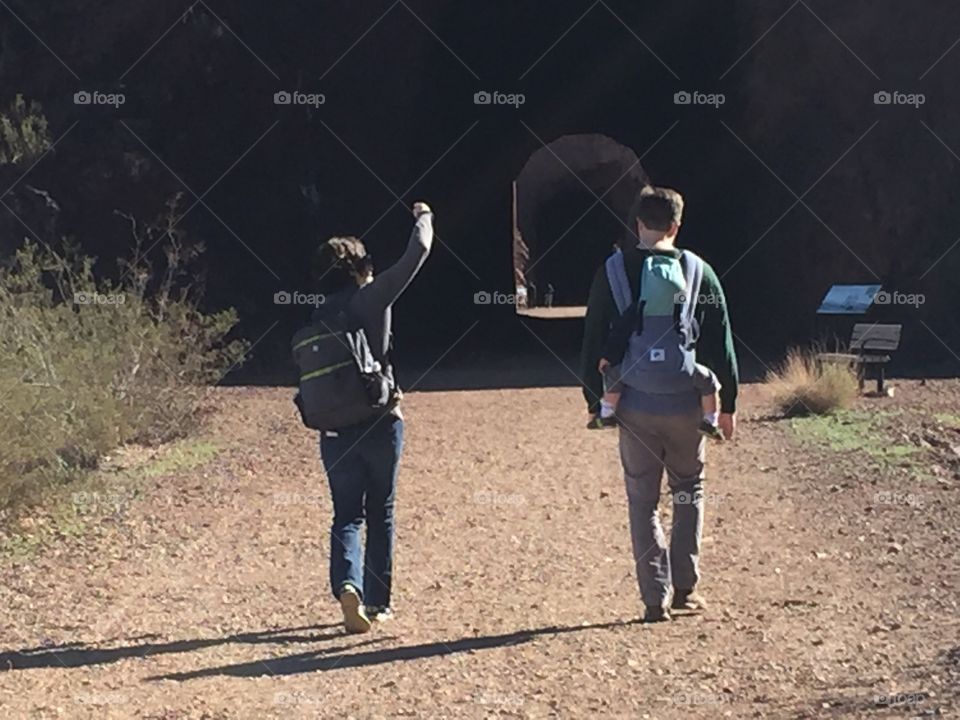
529,188,624,308
513,134,648,317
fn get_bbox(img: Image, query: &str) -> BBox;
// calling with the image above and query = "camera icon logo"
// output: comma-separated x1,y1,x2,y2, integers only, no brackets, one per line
74,91,92,105
873,290,891,305
674,91,692,105
676,491,692,505
274,91,292,105
873,91,892,105
674,291,688,305
274,290,292,305
474,91,492,105
474,290,492,304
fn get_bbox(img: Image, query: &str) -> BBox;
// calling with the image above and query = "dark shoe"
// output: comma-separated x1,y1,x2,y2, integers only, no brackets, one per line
586,414,618,429
698,419,724,441
644,605,671,623
365,605,393,622
672,589,708,611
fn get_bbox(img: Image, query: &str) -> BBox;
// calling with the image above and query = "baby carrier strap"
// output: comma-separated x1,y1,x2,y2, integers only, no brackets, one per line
675,250,705,344
604,250,633,315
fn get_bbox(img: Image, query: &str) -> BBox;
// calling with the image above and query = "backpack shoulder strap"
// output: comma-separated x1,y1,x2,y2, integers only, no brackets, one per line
604,250,632,315
677,250,705,326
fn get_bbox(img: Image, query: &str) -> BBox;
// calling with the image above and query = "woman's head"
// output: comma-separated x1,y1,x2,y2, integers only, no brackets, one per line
314,236,374,293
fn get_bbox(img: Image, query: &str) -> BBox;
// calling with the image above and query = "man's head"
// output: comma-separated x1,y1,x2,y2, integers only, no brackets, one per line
314,236,374,293
634,186,684,248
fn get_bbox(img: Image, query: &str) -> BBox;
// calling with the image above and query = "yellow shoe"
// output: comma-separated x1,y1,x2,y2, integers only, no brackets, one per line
339,585,371,634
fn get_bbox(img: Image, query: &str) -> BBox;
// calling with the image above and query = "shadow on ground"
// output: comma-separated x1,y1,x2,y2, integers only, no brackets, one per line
0,623,363,671
148,618,645,681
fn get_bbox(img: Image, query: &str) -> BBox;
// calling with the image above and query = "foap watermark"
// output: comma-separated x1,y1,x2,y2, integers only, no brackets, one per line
274,90,325,107
274,290,325,307
674,90,725,108
874,90,925,108
874,490,925,508
875,692,926,708
72,491,126,512
74,291,125,305
668,691,730,707
274,691,324,706
474,290,517,306
474,90,525,109
475,691,524,707
873,290,924,307
674,291,725,307
675,490,729,507
473,489,525,507
74,90,125,107
75,692,129,706
273,491,325,507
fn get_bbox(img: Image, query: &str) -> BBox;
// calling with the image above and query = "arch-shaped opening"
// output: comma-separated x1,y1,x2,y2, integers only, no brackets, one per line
513,134,649,317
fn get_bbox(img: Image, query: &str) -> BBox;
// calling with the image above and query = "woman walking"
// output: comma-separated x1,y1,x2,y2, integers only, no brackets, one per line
308,201,433,633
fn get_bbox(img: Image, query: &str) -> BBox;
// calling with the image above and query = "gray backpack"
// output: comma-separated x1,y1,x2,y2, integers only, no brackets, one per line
291,301,394,430
608,249,705,394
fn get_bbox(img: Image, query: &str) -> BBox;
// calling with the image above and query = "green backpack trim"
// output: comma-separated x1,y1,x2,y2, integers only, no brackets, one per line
300,359,353,382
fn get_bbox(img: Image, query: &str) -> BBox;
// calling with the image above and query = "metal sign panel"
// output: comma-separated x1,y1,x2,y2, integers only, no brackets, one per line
817,284,882,314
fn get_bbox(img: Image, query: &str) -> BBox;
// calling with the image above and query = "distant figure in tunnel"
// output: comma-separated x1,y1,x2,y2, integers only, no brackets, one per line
544,283,555,307
294,202,433,634
579,187,739,623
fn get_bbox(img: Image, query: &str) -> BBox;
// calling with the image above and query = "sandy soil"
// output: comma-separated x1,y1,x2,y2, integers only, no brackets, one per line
1,380,958,719
517,307,587,319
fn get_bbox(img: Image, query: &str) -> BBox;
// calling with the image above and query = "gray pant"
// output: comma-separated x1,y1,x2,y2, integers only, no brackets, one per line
617,404,705,608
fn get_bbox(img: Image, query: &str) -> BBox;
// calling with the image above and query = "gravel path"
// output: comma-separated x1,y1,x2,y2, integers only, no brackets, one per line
1,382,957,718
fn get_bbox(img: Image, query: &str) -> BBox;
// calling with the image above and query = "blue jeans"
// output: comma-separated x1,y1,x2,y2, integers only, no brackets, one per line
320,414,404,608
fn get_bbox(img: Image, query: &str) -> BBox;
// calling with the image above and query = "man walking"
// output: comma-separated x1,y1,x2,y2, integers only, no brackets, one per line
580,186,738,622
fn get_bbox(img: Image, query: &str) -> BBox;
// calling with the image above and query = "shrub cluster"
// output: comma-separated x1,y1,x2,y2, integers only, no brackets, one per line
0,204,247,516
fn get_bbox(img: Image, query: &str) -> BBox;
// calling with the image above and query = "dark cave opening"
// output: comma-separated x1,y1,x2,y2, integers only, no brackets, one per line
525,188,627,309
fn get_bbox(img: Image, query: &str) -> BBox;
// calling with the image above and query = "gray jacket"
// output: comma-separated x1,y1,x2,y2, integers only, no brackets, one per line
311,213,433,413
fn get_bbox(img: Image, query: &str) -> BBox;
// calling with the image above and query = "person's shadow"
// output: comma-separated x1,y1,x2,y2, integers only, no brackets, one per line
2,618,652,680
0,623,363,671
148,618,645,681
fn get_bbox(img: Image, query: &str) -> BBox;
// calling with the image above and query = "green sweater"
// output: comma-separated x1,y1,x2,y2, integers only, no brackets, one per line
579,244,739,413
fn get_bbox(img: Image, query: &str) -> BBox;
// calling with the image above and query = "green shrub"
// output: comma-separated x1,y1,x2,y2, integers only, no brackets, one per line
0,95,51,166
0,200,247,516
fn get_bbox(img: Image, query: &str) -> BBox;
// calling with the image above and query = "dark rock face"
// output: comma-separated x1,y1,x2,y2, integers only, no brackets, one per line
1,1,958,371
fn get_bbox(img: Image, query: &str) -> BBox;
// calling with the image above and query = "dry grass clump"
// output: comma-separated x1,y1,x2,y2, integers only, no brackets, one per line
766,348,859,417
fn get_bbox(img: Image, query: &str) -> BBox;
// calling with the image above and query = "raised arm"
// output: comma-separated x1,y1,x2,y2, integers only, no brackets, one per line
361,203,434,309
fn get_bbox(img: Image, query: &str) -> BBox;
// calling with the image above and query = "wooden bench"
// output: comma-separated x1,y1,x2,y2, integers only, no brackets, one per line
818,323,902,394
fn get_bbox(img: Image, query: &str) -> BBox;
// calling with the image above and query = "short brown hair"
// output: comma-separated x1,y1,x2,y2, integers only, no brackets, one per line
314,236,373,293
636,186,684,232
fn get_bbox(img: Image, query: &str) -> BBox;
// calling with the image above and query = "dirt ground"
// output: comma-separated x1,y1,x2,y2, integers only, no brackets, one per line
1,380,958,719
